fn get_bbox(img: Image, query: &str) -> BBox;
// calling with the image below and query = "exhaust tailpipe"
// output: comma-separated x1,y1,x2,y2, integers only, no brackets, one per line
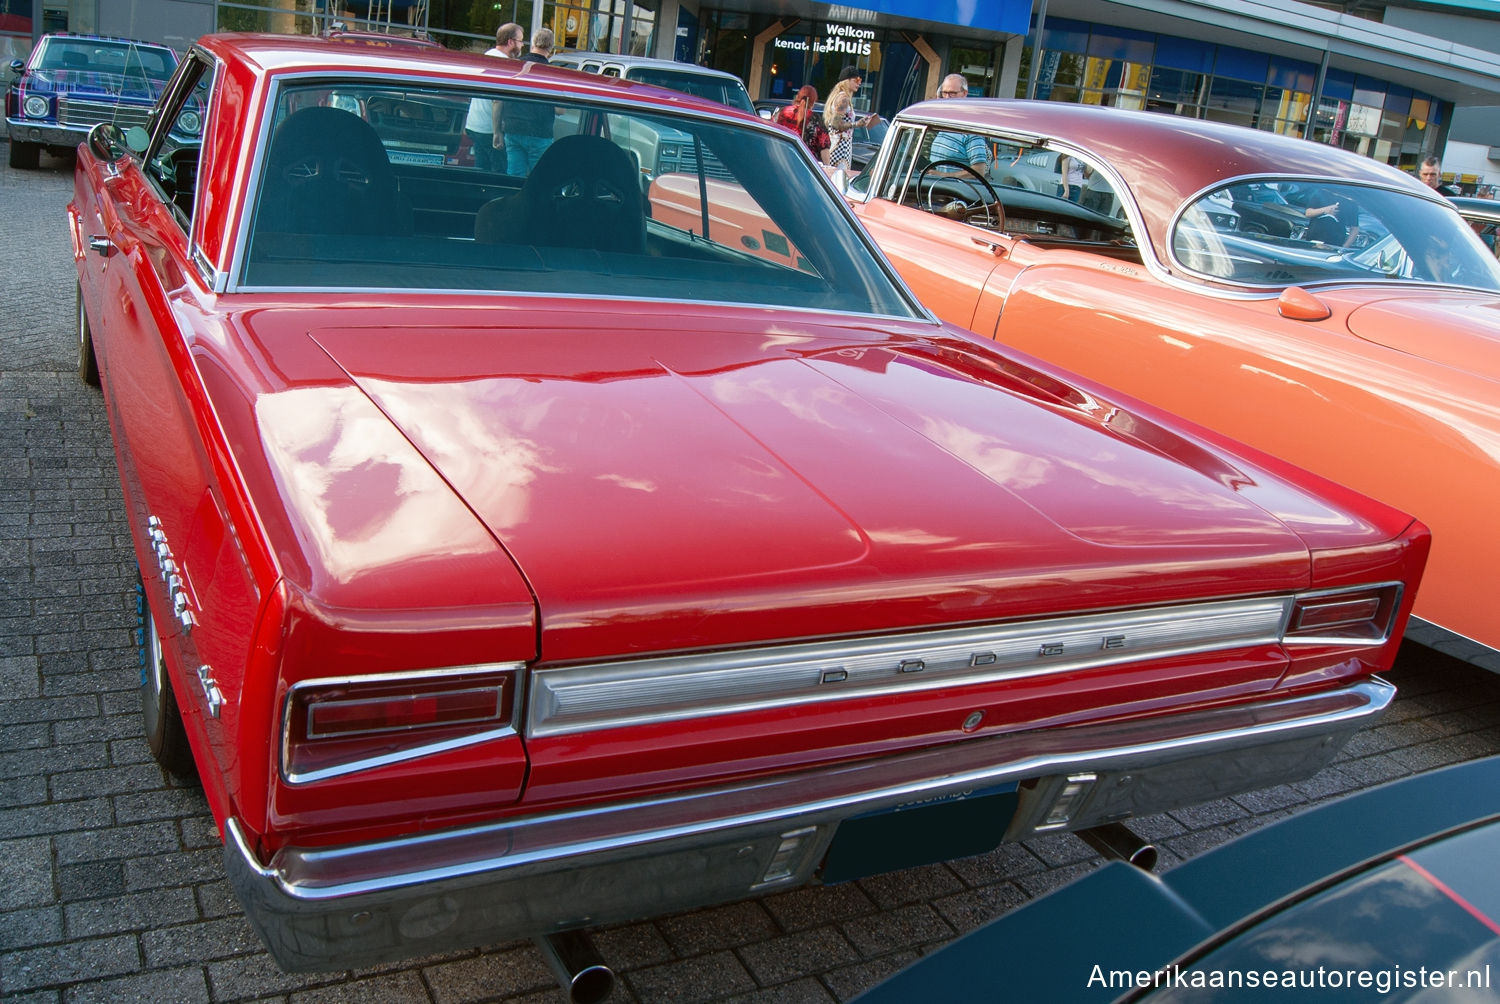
535,929,616,1004
1078,821,1158,871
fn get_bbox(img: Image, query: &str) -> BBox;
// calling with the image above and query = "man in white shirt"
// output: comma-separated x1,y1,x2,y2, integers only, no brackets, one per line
464,23,523,172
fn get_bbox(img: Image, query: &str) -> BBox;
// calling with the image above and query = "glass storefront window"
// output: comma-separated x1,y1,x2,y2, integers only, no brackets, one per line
949,45,996,98
1087,25,1152,64
1213,45,1268,84
1353,80,1386,109
1204,76,1262,127
1146,66,1204,114
219,1,317,35
1014,16,1450,164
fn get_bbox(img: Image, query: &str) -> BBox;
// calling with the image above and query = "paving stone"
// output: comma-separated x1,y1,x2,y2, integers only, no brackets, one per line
943,840,1049,886
624,950,757,1003
854,863,963,910
63,885,199,937
206,952,341,1000
55,860,126,901
141,915,268,968
53,820,178,864
657,899,780,954
590,921,677,971
821,951,918,1003
718,977,836,1004
122,846,225,891
0,905,66,948
838,903,953,958
0,935,141,994
760,884,876,933
736,927,858,985
930,881,1029,934
0,654,41,698
286,970,432,1004
422,945,553,1004
60,967,211,1004
0,835,55,910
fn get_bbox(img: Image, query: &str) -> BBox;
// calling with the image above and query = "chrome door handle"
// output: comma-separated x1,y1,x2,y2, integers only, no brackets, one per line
88,235,113,257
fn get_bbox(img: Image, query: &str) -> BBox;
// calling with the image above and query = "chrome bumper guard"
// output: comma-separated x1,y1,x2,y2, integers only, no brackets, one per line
226,677,1393,971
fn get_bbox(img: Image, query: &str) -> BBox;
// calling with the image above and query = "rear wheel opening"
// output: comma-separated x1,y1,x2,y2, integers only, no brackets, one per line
77,282,99,386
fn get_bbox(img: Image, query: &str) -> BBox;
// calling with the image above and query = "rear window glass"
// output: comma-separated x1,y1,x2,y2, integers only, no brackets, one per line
37,38,176,80
240,80,917,317
625,68,755,113
1173,179,1500,290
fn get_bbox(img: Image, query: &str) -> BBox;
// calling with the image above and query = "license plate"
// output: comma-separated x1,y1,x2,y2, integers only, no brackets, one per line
819,782,1020,884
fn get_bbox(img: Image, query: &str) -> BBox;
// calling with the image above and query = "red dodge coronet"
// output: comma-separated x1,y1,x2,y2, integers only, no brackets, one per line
71,33,1427,976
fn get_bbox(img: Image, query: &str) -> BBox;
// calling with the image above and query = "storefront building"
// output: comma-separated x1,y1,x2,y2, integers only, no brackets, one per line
8,0,1500,179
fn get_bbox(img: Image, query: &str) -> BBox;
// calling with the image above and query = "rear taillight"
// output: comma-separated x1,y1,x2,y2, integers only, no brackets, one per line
1284,584,1402,646
283,665,519,783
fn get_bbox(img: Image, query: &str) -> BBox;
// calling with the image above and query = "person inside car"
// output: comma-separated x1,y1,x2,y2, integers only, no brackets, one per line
927,74,990,173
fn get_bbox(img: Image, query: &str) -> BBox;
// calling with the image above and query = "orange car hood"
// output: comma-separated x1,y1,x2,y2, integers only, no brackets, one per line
1346,294,1500,383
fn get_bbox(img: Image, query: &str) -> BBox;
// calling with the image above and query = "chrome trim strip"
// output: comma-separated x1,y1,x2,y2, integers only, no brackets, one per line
240,677,1393,903
528,596,1294,738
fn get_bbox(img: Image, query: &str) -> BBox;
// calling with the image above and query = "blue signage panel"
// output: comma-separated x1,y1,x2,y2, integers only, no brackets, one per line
843,0,1032,36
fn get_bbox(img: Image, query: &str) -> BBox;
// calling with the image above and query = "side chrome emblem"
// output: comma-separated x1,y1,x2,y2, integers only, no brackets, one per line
146,515,196,631
196,664,223,718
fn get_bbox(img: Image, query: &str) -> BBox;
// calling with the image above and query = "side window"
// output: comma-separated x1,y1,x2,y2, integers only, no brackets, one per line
876,125,923,203
143,53,213,230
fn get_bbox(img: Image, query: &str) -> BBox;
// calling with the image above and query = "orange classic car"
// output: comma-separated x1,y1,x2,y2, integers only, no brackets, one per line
849,99,1500,672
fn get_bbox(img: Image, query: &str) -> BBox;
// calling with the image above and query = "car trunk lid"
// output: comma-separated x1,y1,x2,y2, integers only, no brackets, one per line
312,310,1317,662
1345,294,1500,385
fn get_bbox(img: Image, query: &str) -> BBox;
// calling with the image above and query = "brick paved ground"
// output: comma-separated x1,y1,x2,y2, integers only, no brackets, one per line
4,144,1500,1003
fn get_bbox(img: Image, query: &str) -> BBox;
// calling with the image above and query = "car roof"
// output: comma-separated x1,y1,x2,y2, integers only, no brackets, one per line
196,33,760,122
895,98,1440,230
551,51,745,81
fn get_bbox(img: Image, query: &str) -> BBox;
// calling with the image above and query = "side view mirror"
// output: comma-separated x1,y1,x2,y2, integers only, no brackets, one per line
8,58,23,75
87,122,128,162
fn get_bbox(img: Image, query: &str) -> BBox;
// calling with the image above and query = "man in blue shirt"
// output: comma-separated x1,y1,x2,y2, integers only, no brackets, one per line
928,74,989,171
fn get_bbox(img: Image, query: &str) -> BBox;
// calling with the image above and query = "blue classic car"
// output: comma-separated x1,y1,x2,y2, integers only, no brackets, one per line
5,32,179,169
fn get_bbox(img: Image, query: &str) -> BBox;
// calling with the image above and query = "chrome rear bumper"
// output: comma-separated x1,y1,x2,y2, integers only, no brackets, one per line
226,677,1393,971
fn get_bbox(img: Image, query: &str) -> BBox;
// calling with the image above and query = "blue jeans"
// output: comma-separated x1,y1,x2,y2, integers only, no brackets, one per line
506,134,552,176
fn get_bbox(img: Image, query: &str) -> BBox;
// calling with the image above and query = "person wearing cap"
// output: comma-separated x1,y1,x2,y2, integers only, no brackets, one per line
824,67,877,174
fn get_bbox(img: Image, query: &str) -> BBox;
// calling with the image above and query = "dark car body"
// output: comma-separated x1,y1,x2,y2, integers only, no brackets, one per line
6,32,178,168
856,755,1500,1002
71,35,1427,973
1451,194,1500,254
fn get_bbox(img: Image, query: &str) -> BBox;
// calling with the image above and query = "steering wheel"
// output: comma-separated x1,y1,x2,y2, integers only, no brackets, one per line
918,159,1004,231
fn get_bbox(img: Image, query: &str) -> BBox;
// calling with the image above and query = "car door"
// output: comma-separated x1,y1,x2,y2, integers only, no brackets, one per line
76,50,263,808
852,122,1015,332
